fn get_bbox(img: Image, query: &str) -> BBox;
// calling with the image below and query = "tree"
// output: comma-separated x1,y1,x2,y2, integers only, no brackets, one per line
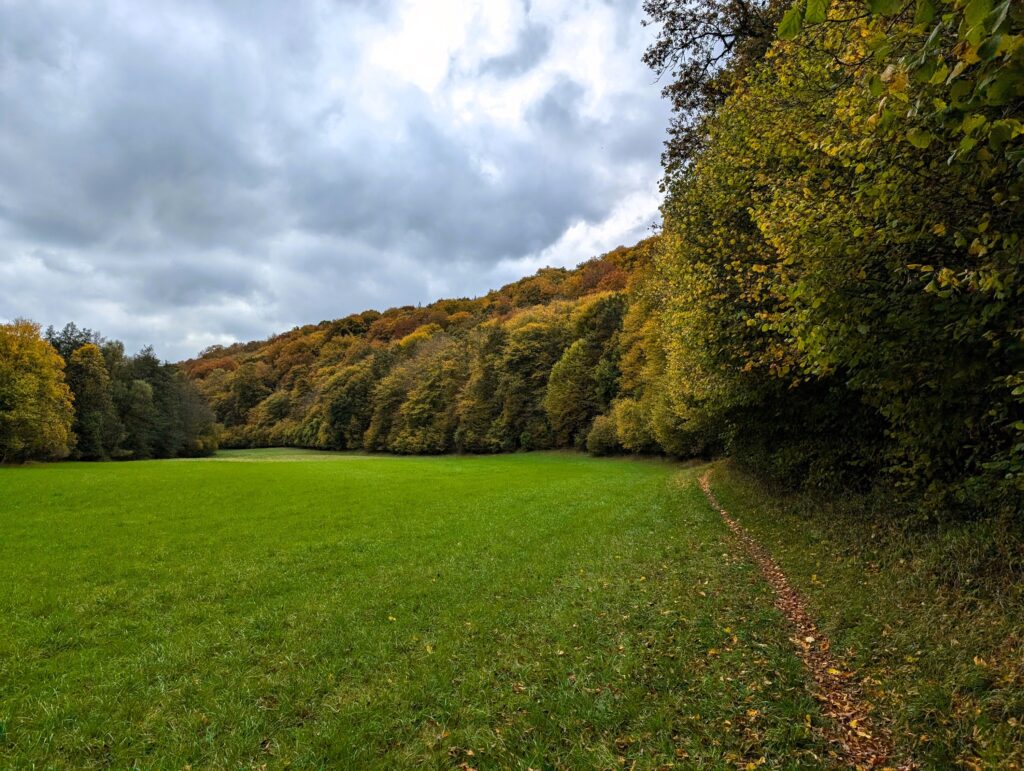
221,362,272,428
318,352,388,450
586,414,621,456
490,312,569,451
388,335,467,454
66,343,122,460
118,379,159,459
544,340,598,447
643,0,784,181
649,0,1023,505
455,326,506,453
0,320,75,463
174,371,219,457
45,322,103,362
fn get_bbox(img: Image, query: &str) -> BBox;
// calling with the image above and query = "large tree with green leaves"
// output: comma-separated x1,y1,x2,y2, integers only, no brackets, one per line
66,343,122,460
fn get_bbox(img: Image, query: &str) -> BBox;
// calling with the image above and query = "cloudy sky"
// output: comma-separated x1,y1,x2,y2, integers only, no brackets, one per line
0,0,669,360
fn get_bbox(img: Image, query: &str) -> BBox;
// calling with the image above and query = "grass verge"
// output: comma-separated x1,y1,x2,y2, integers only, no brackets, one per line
710,461,1024,769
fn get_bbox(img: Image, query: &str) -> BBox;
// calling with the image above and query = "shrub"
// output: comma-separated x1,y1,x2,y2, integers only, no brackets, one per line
586,414,620,456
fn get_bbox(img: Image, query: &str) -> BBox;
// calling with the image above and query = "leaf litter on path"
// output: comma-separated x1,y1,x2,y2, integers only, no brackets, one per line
698,469,913,770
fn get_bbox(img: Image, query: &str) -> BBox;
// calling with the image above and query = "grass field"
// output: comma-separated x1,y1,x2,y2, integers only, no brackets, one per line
1,450,836,768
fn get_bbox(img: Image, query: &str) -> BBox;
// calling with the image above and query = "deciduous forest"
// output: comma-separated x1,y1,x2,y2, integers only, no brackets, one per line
0,320,216,463
3,0,1023,525
173,0,1023,524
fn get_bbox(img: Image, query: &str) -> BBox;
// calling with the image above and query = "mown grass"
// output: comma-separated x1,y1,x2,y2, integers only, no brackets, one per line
0,451,832,768
711,461,1024,769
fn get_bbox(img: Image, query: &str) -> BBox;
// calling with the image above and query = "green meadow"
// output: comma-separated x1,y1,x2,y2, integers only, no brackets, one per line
1,450,830,768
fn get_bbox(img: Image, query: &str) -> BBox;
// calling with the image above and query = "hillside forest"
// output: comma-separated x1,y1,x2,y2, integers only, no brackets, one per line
2,0,1022,521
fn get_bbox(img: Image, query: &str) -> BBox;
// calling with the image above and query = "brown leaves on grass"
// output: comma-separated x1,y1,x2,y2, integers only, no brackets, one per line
700,470,913,770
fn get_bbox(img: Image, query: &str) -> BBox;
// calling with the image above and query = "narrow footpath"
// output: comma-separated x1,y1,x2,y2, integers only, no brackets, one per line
699,470,912,770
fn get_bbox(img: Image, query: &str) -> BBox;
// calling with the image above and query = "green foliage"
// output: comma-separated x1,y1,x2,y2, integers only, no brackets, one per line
490,313,569,450
379,336,466,454
45,322,103,362
805,0,829,23
223,362,272,427
642,0,784,180
317,352,383,450
647,0,1024,515
10,322,219,463
454,326,506,453
108,344,218,459
544,340,599,447
585,413,621,455
778,3,804,39
185,245,649,457
117,379,159,458
610,398,657,453
65,343,122,460
866,0,904,15
0,320,74,462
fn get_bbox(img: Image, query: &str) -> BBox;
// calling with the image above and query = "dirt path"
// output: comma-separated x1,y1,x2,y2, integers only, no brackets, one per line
698,469,911,770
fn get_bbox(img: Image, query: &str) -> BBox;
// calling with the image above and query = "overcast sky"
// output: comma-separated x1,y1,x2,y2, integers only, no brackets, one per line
0,0,669,360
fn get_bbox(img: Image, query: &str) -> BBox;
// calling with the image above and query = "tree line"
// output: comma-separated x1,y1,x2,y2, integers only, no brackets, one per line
182,0,1021,520
3,0,1020,521
182,245,645,455
0,320,217,463
640,0,1022,518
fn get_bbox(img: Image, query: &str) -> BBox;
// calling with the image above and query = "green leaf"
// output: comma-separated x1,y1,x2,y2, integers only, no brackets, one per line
985,0,1011,33
913,58,938,83
928,63,949,84
988,121,1016,149
866,0,903,16
961,113,987,135
949,78,973,107
778,4,805,39
976,33,1001,60
964,0,992,27
983,70,1017,106
806,0,828,23
914,0,935,25
906,128,935,148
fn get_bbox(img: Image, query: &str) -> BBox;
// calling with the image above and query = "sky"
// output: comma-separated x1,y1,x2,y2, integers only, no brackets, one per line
0,0,670,360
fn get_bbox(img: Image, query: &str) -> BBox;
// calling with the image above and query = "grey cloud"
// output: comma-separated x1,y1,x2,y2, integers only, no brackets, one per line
135,257,267,306
479,22,552,78
527,78,587,133
0,0,669,360
286,101,618,265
